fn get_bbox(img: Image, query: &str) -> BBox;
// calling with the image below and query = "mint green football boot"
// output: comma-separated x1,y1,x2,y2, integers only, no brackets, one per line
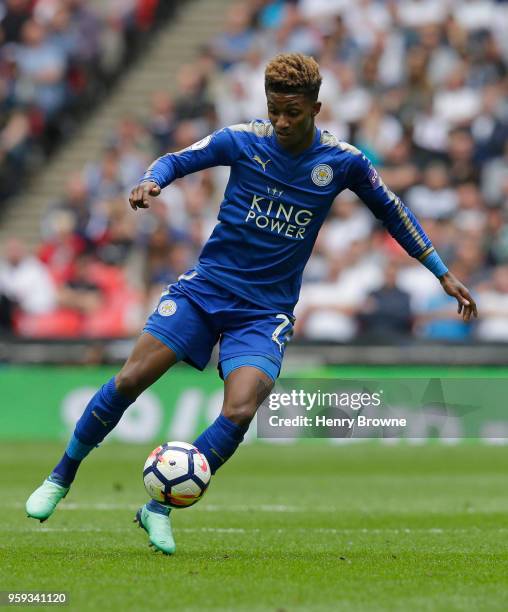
134,504,176,555
26,480,69,522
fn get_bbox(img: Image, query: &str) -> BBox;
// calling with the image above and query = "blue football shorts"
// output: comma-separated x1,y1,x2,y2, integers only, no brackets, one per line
143,269,294,380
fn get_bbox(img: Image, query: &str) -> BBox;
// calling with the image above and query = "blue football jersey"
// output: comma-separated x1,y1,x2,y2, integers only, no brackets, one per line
142,120,435,315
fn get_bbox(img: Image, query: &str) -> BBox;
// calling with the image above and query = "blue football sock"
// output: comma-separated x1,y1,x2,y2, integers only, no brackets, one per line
193,414,248,474
48,456,79,487
50,434,96,486
74,377,133,445
50,377,133,486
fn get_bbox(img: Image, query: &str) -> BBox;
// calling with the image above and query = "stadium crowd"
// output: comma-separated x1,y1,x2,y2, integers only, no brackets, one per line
0,0,175,200
1,0,508,343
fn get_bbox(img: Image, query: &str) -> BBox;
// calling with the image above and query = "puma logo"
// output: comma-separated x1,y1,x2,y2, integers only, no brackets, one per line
209,448,225,464
253,155,271,172
92,410,110,428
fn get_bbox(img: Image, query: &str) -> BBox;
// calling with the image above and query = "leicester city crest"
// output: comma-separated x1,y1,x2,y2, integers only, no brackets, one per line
158,299,177,317
311,164,333,187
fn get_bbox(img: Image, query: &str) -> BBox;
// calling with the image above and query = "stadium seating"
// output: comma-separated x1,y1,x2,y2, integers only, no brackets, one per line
1,0,507,342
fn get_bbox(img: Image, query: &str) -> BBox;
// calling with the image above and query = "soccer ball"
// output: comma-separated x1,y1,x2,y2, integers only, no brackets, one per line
142,441,211,508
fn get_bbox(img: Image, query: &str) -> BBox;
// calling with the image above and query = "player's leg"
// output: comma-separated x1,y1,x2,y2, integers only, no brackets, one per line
136,364,274,556
134,365,272,557
192,306,291,473
28,277,219,555
193,362,275,474
137,361,274,555
26,333,178,522
128,279,218,554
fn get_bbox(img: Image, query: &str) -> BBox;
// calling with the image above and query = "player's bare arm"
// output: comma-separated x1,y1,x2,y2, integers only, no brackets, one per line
439,271,478,322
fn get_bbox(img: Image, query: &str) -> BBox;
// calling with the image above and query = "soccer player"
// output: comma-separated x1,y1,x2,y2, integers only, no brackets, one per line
26,53,478,554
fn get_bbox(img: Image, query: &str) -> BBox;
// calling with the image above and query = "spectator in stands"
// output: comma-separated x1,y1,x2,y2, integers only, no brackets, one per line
83,146,125,200
319,194,373,260
217,44,267,125
173,63,214,123
0,237,56,316
267,2,322,57
355,99,403,163
0,0,169,201
357,259,413,343
332,63,371,126
406,162,458,220
42,172,92,241
56,252,102,316
54,252,143,338
472,83,508,164
295,240,383,341
433,62,482,128
449,236,489,288
397,0,448,28
0,290,15,333
212,2,255,69
38,209,86,285
0,0,31,43
14,19,67,119
481,141,508,207
485,207,508,266
63,0,101,65
95,197,136,266
416,292,473,343
446,128,478,184
377,136,420,197
45,4,78,61
454,181,487,236
142,219,174,286
5,0,508,344
108,114,152,188
0,109,31,198
476,266,508,342
148,240,194,294
146,90,176,155
476,265,508,342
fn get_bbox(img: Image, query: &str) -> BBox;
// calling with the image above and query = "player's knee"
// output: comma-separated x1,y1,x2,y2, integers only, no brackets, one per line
222,372,274,427
222,398,258,428
115,367,147,400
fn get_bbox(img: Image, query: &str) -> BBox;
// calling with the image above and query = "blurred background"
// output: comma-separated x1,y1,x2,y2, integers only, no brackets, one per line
2,6,507,603
0,0,507,368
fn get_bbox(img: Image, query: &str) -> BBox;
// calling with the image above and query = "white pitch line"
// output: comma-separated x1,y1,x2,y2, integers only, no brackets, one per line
3,526,508,535
2,502,326,513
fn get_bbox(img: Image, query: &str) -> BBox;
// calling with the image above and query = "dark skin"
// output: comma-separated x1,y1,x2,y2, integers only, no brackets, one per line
114,332,273,431
266,91,321,155
439,272,478,322
127,90,477,422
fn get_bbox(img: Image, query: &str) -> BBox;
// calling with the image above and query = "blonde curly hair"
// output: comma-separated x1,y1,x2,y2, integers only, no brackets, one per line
265,53,322,100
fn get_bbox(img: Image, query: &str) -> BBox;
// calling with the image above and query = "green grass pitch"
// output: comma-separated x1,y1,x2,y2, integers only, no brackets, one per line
1,442,507,611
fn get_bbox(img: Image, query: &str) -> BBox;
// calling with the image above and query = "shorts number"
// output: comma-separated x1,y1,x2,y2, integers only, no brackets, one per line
272,314,293,352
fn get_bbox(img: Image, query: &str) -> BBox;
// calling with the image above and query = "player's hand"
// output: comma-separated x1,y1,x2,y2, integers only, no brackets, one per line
439,271,478,322
129,181,161,210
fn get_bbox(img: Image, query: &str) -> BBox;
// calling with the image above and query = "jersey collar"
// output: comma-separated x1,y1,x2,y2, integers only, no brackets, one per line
270,126,321,158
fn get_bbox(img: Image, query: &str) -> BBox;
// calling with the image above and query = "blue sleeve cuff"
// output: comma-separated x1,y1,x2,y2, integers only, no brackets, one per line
421,250,448,278
139,174,161,187
139,154,176,188
138,177,162,189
